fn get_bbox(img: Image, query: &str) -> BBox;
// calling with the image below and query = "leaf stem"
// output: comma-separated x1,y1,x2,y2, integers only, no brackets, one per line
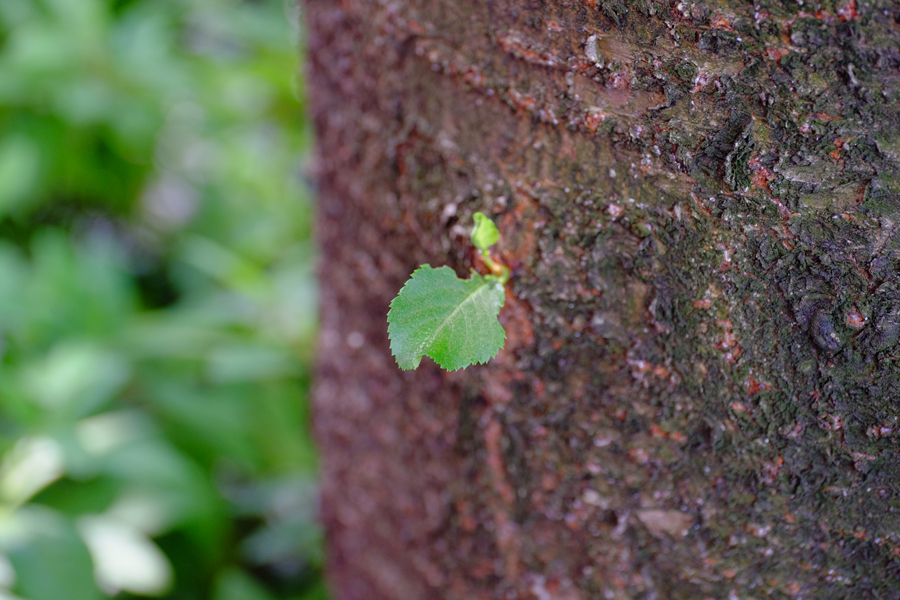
481,250,510,285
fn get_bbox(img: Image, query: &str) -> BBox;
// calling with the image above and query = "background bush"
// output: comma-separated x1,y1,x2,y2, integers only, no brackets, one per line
0,0,324,598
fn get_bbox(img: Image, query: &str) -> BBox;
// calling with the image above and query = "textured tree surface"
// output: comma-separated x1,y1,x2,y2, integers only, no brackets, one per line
306,1,900,598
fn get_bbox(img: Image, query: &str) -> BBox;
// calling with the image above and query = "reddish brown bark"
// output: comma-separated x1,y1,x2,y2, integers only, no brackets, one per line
307,1,900,598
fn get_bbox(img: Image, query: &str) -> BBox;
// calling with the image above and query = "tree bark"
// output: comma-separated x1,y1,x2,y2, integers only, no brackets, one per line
306,0,900,598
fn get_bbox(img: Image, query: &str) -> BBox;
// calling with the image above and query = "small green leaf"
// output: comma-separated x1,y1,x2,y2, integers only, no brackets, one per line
387,265,506,371
471,212,499,252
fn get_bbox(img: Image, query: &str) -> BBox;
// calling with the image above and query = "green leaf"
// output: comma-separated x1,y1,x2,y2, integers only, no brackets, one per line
6,507,104,600
388,265,505,371
471,212,499,252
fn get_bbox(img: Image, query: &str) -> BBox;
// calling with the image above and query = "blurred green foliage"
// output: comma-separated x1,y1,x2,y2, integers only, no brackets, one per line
0,0,324,598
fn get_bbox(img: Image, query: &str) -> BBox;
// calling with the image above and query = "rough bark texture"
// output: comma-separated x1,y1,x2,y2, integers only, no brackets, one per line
306,1,900,598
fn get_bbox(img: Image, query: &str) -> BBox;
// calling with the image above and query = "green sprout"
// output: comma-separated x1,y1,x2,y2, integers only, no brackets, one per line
387,212,510,371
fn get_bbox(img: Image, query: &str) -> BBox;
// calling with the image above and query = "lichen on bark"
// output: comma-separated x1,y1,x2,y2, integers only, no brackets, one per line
307,0,900,597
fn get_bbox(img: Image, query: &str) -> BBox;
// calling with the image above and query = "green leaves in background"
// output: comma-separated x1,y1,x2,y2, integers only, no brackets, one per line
387,265,506,371
0,0,322,598
5,508,104,600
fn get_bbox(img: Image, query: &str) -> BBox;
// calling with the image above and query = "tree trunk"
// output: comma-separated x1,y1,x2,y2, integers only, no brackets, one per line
305,0,900,597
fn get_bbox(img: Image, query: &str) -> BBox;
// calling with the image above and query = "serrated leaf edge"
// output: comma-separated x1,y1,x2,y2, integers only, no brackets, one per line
387,265,505,371
428,278,505,371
